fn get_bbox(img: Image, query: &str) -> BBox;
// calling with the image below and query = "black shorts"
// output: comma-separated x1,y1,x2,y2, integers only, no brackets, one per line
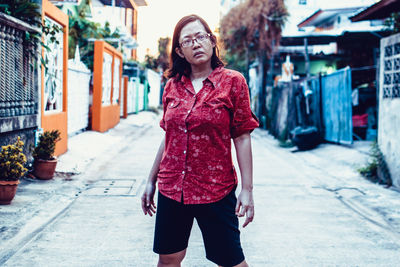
153,189,245,267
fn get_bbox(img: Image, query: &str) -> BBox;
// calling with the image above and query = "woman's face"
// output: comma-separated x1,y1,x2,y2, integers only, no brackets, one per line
176,20,215,68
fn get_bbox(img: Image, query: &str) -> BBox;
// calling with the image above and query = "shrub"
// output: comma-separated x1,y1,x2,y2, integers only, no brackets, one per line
32,130,61,160
0,137,28,181
358,142,392,186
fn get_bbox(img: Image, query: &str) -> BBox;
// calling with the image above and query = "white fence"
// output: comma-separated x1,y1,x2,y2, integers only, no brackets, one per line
120,69,161,117
120,77,139,116
67,53,91,136
147,68,162,107
127,78,137,114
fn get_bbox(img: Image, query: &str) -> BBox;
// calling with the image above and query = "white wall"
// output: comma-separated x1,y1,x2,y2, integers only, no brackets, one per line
146,69,161,108
378,33,400,188
67,57,91,136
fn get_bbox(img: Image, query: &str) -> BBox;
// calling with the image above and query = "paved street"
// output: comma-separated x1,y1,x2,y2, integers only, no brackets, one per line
1,112,400,266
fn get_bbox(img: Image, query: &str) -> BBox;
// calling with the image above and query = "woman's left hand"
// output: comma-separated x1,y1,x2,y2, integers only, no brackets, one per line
235,189,254,228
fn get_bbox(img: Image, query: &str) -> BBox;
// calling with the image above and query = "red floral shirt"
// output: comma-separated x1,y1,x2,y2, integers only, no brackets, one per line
158,67,259,204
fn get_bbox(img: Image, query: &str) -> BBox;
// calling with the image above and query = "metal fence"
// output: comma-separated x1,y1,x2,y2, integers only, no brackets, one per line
321,67,353,145
0,13,38,118
267,68,353,145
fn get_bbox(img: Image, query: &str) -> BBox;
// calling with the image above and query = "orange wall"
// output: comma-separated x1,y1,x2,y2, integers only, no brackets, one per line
99,105,121,132
42,112,68,155
92,41,122,133
41,0,68,156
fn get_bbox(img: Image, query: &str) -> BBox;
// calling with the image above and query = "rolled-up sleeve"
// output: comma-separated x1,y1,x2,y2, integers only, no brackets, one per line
159,80,172,131
230,75,259,139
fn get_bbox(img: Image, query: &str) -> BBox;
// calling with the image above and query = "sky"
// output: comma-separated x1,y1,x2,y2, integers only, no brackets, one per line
136,0,221,61
135,0,378,62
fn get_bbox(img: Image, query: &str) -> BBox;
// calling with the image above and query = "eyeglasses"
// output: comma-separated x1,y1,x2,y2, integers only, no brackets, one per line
180,33,211,48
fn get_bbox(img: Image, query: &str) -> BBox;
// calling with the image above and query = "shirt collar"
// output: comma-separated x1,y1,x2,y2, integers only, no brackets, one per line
207,66,224,88
179,66,224,89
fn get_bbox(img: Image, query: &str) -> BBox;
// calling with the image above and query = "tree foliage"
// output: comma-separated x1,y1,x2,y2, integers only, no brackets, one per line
220,0,288,61
157,37,170,72
144,53,158,70
220,0,288,122
0,0,41,27
384,12,400,34
69,0,120,70
143,37,170,72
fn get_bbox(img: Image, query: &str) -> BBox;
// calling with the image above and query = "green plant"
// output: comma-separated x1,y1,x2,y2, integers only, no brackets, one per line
32,130,61,160
69,0,121,70
0,0,41,27
358,142,392,186
0,137,28,181
358,158,378,180
384,12,400,34
0,0,62,69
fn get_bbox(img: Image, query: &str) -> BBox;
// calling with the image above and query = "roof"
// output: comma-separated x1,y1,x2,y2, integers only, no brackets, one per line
280,30,388,47
50,0,81,4
351,0,400,21
298,7,366,28
99,0,147,9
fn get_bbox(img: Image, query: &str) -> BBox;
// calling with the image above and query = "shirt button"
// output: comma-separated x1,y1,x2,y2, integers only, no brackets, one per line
183,150,186,154
187,110,191,114
184,129,187,133
182,171,185,174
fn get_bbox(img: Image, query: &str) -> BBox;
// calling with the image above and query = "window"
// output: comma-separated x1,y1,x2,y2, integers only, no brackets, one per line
299,0,307,5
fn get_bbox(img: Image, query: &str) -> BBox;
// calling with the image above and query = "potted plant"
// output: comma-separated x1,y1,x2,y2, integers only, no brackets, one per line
32,130,61,180
0,137,28,205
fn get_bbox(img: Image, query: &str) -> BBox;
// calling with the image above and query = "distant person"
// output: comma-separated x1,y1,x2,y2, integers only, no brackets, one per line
141,14,259,267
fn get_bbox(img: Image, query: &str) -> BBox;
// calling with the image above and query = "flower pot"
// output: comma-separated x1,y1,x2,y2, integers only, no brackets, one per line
33,158,58,180
0,180,20,205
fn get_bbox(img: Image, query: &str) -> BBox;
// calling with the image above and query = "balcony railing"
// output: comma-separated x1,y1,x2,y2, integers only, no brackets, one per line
0,13,39,118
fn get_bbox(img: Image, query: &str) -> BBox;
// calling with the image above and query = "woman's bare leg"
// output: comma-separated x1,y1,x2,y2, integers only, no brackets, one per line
158,249,187,267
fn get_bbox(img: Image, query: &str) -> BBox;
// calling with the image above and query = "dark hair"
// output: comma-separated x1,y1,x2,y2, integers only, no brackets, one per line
166,14,224,79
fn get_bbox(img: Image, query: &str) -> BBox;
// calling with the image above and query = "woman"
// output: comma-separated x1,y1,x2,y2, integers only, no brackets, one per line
141,14,259,267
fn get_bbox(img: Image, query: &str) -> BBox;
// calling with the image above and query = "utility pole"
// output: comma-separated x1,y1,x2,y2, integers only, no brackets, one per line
304,37,311,115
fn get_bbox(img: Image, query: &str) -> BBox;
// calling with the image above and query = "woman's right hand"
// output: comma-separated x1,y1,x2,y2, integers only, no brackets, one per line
141,181,157,216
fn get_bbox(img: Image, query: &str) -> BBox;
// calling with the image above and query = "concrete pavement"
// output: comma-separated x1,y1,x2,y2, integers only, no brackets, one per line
1,111,400,266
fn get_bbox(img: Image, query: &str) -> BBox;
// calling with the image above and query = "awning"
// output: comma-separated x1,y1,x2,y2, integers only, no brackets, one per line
281,32,338,46
350,0,400,21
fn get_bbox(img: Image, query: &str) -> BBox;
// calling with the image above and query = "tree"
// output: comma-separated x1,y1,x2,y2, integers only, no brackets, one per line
143,37,170,73
144,53,158,70
68,0,120,70
157,37,170,73
0,0,41,27
384,12,400,33
220,0,288,123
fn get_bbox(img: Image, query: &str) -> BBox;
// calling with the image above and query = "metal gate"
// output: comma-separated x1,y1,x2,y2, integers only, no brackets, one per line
321,67,353,144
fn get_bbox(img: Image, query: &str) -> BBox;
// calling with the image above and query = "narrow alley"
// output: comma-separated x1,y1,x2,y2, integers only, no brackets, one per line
1,112,399,266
